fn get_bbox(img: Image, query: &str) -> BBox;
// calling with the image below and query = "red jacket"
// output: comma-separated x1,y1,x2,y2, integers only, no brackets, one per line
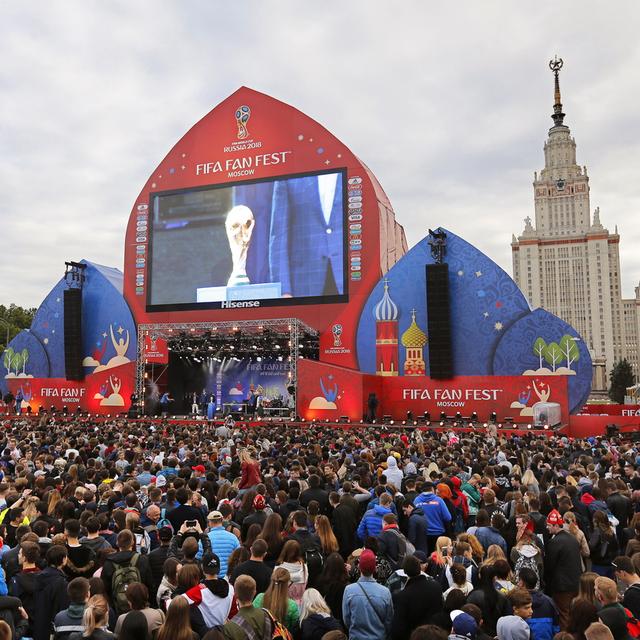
239,461,261,489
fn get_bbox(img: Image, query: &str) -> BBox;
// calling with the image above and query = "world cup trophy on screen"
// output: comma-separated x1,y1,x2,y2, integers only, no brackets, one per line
225,205,255,287
235,105,251,140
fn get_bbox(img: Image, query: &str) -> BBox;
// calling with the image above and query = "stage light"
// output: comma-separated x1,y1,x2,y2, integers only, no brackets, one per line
527,424,532,429
413,421,418,426
455,412,462,420
543,424,549,430
471,412,478,421
498,423,502,428
440,412,447,421
483,422,488,428
439,421,444,426
453,422,458,427
468,422,473,428
401,420,406,425
390,420,395,425
424,412,431,422
490,411,497,422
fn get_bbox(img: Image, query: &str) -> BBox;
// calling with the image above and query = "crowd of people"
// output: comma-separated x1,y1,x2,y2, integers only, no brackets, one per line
0,414,637,640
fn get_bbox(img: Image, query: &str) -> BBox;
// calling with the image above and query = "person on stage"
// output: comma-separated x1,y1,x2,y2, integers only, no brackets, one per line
159,391,173,417
191,392,199,416
207,395,216,420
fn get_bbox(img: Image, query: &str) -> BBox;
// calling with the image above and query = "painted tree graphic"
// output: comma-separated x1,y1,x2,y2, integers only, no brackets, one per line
20,349,28,375
558,335,580,370
533,338,547,370
544,342,562,372
12,352,22,376
3,348,13,376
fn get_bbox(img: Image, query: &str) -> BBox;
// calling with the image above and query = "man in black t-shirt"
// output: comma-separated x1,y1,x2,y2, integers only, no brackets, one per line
613,555,640,619
230,539,272,594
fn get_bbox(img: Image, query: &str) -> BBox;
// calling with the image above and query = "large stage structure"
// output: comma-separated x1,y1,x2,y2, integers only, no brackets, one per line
0,86,606,431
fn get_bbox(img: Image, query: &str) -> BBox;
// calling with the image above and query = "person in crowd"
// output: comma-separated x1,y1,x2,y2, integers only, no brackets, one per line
392,555,444,640
562,511,591,570
157,595,199,640
584,622,616,640
180,554,233,636
33,544,70,640
8,540,41,637
545,509,583,630
589,511,620,578
594,577,631,640
299,588,343,640
68,595,115,640
449,611,478,640
467,563,512,636
101,529,154,613
113,582,164,637
54,577,91,640
277,539,308,605
517,567,559,640
206,510,240,579
258,512,285,568
230,539,273,594
612,555,640,618
316,552,350,624
223,575,271,640
403,499,430,554
156,557,180,612
567,598,600,640
414,482,452,553
342,548,393,640
253,567,300,634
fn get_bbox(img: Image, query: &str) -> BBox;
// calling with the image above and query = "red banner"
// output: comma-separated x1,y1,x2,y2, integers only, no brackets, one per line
143,336,168,364
578,404,640,417
297,359,569,423
4,362,135,415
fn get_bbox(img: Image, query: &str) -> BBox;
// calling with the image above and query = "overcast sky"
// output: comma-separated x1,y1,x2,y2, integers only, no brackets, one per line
2,1,639,309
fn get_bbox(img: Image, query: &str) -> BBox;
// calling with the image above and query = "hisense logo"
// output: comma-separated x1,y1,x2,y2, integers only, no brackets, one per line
221,300,260,309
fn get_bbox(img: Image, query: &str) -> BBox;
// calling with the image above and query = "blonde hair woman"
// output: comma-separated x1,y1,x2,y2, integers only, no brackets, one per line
563,511,590,570
238,448,261,492
299,588,342,638
426,536,451,580
69,595,114,639
315,515,339,556
484,544,508,565
253,567,300,633
521,469,539,494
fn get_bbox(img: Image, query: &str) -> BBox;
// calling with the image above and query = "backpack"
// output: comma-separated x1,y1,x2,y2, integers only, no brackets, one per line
387,529,415,568
622,606,640,638
134,529,151,555
513,551,541,590
452,504,465,534
112,554,141,614
263,608,294,640
385,570,409,595
156,508,173,532
298,536,324,587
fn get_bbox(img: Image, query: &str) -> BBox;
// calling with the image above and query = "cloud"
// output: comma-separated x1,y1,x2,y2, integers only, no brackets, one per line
1,1,639,311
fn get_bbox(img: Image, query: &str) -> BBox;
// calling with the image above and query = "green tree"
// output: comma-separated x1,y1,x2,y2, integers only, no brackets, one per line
609,359,635,404
533,337,547,370
0,303,36,352
11,352,22,376
558,334,580,370
544,342,562,372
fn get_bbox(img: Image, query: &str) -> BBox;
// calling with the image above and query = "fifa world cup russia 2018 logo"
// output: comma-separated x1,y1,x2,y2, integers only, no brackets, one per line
332,324,343,348
235,105,251,140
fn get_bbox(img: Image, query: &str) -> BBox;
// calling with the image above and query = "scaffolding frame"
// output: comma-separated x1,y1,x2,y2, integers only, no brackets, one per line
135,318,317,415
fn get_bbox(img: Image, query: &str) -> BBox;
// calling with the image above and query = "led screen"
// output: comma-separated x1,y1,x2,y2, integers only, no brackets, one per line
147,170,347,310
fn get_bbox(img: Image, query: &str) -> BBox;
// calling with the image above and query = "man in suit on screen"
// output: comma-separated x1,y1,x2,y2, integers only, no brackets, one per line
268,172,344,298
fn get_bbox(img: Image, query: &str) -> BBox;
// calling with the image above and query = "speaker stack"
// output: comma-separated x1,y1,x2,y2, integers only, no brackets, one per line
426,263,453,379
63,288,84,381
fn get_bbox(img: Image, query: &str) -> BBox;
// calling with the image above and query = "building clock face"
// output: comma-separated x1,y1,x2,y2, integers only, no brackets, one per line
556,178,566,191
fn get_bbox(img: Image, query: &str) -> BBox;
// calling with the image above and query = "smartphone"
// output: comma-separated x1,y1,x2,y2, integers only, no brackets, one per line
185,520,197,528
442,547,448,557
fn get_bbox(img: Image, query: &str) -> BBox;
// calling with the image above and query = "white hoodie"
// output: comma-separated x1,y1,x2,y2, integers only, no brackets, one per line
385,456,404,490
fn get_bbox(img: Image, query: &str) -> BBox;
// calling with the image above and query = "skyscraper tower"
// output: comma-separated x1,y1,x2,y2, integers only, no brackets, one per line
374,279,399,376
512,58,639,392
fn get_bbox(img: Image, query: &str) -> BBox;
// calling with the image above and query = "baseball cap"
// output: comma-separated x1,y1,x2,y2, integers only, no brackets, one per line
192,465,206,473
546,509,564,526
253,494,266,510
207,510,223,521
203,553,221,575
451,611,478,639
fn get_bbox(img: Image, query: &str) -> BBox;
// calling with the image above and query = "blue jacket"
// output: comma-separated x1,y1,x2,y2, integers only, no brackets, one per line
474,526,508,556
527,590,560,640
205,526,240,578
357,504,392,541
413,493,451,535
343,576,394,640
